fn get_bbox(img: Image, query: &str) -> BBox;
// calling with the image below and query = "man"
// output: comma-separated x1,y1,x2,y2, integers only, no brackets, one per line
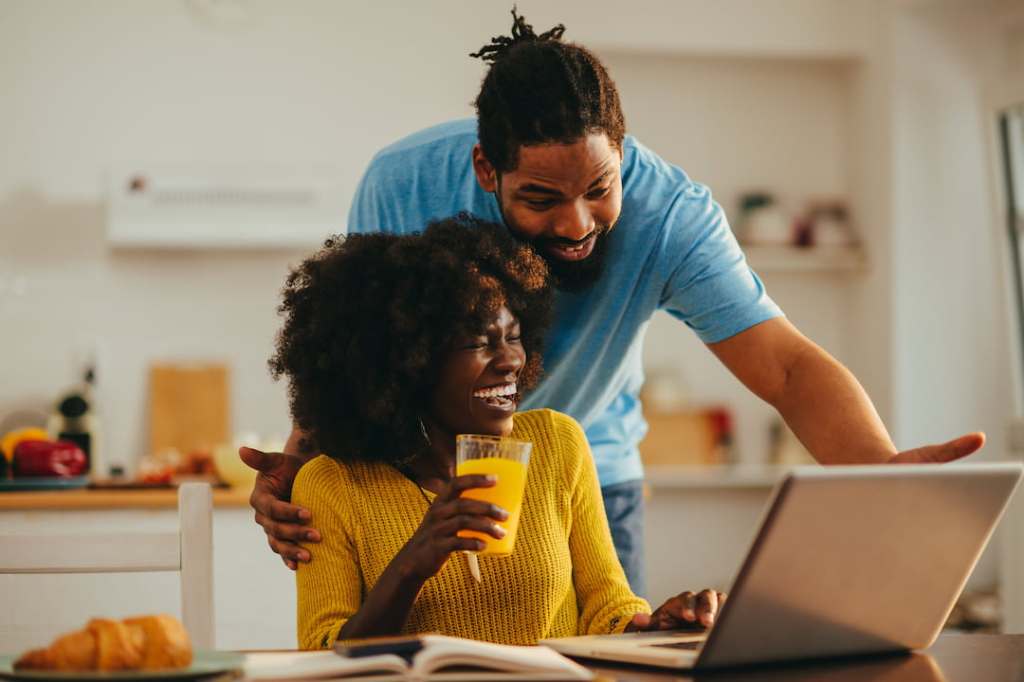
243,10,983,596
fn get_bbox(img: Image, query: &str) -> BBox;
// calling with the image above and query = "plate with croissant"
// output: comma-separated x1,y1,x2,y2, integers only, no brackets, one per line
0,615,242,681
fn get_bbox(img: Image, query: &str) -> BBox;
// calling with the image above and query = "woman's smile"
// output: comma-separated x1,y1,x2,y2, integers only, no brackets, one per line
472,381,518,412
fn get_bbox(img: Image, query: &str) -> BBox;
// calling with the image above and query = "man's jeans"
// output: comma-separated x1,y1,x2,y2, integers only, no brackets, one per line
601,479,646,598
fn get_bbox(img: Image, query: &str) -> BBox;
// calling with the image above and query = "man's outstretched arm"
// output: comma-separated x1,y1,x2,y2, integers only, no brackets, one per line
708,317,984,465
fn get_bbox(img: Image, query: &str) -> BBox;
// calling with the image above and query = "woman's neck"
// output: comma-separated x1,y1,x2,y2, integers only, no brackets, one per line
401,421,456,493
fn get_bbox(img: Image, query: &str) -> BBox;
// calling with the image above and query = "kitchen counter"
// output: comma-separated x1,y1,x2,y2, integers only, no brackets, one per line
0,486,251,510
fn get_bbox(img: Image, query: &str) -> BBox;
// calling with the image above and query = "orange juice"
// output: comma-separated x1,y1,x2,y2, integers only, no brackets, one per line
456,457,528,555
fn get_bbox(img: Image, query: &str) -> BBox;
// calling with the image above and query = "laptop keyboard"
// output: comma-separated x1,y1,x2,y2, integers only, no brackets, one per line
649,641,702,650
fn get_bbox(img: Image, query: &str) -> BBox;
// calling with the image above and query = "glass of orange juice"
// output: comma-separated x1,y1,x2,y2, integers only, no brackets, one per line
455,434,532,556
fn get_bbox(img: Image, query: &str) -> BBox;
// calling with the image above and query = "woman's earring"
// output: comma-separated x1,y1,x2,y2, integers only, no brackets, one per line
418,418,431,446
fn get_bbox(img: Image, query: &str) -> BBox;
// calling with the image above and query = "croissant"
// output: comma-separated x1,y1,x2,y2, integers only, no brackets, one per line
14,615,193,671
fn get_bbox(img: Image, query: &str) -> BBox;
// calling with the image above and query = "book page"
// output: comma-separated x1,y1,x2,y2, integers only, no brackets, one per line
413,636,592,680
245,650,408,680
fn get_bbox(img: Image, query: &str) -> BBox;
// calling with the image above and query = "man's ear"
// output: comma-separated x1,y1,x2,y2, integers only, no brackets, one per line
472,144,498,193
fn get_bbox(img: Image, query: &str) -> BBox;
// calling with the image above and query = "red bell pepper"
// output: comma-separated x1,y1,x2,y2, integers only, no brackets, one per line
13,440,88,477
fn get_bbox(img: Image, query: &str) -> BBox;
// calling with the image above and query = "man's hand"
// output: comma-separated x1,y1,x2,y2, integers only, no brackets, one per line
626,589,726,632
889,432,985,465
239,446,321,570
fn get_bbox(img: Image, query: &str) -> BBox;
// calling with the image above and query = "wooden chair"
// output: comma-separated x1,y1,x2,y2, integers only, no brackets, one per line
0,482,214,648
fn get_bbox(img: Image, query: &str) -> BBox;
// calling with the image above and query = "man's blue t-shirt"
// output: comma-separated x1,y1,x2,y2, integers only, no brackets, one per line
348,119,783,488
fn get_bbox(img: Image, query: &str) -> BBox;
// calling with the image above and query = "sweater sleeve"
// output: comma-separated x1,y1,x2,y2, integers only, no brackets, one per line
556,413,651,635
293,456,364,649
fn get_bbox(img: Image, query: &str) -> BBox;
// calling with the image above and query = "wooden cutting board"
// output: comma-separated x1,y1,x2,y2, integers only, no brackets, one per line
148,363,230,456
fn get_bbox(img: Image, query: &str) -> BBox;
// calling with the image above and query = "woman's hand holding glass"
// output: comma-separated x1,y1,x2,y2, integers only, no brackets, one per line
395,474,510,582
627,589,727,632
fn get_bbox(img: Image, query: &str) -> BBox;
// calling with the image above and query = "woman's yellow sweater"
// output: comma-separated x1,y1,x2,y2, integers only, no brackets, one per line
293,408,651,649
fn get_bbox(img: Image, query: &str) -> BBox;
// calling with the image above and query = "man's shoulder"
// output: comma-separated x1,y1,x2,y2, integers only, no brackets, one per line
371,118,477,165
620,134,694,200
618,134,722,242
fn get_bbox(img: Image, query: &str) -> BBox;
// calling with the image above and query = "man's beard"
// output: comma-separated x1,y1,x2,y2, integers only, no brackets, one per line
536,228,611,293
492,185,611,292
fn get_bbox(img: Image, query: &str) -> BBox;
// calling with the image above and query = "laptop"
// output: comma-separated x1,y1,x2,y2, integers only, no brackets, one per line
542,462,1023,670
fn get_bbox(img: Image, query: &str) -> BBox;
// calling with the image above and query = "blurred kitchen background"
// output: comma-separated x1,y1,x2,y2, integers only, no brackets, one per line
2,0,1023,650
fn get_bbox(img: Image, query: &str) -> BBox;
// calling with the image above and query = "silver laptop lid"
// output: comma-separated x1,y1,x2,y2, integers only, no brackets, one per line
697,462,1023,668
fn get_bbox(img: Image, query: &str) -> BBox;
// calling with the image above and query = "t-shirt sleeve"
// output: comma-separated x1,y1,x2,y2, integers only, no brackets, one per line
293,456,364,649
620,139,783,344
657,180,783,343
555,413,651,634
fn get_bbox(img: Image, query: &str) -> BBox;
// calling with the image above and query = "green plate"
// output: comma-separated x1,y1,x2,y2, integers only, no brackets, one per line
0,651,244,681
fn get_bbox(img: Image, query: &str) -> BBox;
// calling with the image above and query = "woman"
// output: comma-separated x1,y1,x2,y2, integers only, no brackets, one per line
270,213,724,648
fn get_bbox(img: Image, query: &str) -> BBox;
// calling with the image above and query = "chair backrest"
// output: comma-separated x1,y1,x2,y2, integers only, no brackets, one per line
0,483,214,648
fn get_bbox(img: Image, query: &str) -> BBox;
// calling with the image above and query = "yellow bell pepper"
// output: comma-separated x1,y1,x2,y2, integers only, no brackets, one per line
1,427,51,461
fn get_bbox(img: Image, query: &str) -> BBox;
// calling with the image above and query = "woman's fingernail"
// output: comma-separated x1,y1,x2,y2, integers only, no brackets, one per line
299,551,310,562
299,509,312,520
493,524,507,537
494,506,509,520
306,530,320,541
485,475,497,483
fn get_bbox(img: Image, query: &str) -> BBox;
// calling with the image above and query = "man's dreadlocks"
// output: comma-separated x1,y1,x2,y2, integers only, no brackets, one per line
470,7,626,173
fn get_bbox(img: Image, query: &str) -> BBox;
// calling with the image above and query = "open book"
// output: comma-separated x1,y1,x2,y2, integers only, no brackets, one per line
244,635,593,681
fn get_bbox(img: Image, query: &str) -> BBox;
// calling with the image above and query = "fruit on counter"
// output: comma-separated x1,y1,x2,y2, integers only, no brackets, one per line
13,440,88,477
1,426,50,461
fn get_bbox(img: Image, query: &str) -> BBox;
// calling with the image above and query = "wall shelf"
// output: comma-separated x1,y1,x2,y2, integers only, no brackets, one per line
742,245,867,273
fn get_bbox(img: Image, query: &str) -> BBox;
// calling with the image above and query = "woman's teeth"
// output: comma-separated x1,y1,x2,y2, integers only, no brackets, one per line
473,384,517,407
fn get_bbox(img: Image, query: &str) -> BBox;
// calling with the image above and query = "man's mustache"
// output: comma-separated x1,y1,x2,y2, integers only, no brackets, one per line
540,227,607,248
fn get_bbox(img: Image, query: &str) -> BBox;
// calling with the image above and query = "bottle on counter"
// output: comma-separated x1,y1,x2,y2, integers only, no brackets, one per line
47,365,104,478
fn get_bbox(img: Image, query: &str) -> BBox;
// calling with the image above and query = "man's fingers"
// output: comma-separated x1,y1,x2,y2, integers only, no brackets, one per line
696,589,719,627
892,432,985,464
268,535,311,564
265,497,313,525
944,432,986,460
239,446,276,472
262,516,318,543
